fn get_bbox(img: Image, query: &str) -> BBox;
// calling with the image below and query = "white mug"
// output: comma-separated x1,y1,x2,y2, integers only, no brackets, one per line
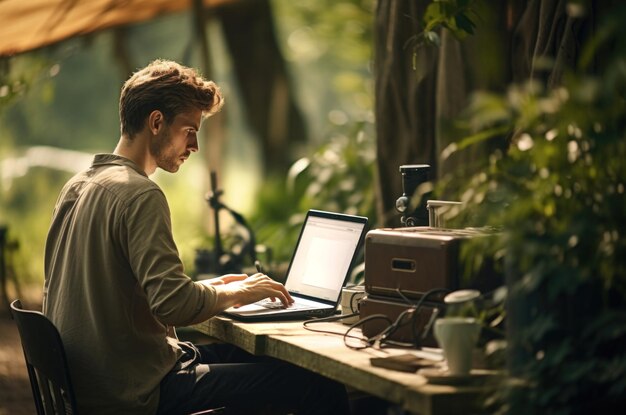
340,286,365,325
433,317,481,375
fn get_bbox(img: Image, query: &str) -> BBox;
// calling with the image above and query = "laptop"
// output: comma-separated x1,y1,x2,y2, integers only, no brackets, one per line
223,209,368,321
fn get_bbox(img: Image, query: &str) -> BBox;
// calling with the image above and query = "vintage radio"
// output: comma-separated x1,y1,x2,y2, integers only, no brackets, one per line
363,227,500,301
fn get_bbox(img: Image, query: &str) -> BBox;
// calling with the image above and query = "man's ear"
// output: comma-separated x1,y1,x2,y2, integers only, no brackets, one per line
147,110,164,135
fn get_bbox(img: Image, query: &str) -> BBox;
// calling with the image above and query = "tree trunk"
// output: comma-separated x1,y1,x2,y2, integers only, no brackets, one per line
373,1,513,226
374,0,438,227
214,0,308,177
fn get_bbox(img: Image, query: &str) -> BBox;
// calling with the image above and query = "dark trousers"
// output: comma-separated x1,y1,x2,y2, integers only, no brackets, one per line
157,342,351,415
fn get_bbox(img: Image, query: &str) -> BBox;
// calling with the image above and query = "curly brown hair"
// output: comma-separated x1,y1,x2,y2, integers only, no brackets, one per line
119,59,224,137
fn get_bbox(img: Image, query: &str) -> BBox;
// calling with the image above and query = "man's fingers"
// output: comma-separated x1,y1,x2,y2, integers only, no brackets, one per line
254,280,292,306
224,274,295,308
263,279,293,305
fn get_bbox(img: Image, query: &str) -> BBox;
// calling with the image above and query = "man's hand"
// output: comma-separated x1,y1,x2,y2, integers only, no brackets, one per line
202,274,248,286
203,273,294,312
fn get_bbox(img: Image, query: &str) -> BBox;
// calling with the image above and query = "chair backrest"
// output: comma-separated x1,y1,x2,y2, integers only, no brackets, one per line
10,299,79,415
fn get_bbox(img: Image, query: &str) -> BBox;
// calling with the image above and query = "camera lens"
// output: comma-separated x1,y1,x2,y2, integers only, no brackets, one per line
395,195,409,213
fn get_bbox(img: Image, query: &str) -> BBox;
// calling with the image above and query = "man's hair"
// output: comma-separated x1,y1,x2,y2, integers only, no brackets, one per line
119,59,224,137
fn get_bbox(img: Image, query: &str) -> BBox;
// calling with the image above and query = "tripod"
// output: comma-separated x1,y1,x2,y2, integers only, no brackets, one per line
202,171,258,275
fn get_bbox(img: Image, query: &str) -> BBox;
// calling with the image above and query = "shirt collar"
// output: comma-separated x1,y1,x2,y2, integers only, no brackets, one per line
92,154,148,178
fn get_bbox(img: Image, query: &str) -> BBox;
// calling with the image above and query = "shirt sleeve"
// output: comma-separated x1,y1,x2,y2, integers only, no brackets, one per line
122,187,219,326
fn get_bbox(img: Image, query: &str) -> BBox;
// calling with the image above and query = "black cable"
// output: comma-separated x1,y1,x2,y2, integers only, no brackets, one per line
358,287,450,350
343,314,394,350
408,288,449,348
359,287,449,350
302,287,453,352
302,313,365,341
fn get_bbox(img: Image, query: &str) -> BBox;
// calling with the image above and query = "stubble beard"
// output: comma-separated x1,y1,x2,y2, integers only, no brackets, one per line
150,129,180,173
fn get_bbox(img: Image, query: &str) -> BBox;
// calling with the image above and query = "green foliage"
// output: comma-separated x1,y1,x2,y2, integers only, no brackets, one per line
240,0,377,266
449,76,626,299
439,4,626,413
290,123,377,218
272,0,374,139
2,38,121,153
250,121,377,263
1,1,376,285
406,0,480,59
0,166,72,283
0,56,52,115
1,56,67,285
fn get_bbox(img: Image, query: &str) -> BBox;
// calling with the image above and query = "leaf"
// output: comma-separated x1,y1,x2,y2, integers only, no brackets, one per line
424,2,445,25
455,12,476,35
286,157,310,193
454,125,510,152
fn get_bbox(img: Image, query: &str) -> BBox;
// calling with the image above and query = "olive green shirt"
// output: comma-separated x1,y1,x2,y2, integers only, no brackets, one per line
43,154,218,414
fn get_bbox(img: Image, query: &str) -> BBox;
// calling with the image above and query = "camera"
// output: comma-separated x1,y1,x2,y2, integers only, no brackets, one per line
395,164,431,227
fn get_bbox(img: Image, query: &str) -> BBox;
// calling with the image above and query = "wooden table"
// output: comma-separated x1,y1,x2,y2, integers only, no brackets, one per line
191,317,495,415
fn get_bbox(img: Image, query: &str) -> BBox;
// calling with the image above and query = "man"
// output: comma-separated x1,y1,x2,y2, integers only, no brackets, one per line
43,59,350,414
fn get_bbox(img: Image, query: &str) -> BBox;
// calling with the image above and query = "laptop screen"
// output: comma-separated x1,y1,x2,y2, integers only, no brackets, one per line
285,211,367,302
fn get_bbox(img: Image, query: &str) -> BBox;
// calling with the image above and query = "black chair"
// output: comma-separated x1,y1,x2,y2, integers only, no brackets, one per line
11,299,227,415
10,299,78,414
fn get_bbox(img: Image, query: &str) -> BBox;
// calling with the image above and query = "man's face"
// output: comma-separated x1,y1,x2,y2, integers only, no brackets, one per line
150,108,202,173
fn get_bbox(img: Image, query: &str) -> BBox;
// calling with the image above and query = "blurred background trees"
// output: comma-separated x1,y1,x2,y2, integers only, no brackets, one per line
0,0,377,286
1,0,625,412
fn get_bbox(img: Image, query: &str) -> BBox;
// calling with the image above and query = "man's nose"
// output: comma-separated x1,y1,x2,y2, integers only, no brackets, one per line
189,136,199,152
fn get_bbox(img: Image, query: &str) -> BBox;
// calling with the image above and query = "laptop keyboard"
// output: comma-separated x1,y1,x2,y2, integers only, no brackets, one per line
258,300,313,310
259,300,287,309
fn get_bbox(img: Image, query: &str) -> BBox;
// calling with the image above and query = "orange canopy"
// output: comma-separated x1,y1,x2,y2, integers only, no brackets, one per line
0,0,230,57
